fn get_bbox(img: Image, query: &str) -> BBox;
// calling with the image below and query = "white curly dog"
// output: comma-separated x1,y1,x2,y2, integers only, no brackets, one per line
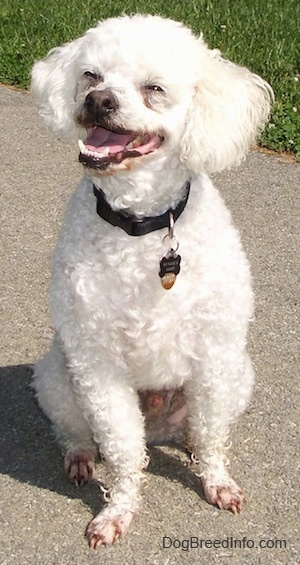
31,14,272,548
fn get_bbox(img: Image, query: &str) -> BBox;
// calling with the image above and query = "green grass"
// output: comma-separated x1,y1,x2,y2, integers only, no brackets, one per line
1,0,299,157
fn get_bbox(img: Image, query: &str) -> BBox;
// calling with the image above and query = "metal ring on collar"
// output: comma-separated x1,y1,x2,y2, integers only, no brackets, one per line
162,234,179,254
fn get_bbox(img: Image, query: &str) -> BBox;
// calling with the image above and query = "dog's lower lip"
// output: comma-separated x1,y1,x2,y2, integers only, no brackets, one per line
78,148,147,170
79,153,111,169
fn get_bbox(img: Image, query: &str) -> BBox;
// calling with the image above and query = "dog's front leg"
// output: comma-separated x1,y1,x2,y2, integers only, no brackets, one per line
69,365,148,548
185,351,253,514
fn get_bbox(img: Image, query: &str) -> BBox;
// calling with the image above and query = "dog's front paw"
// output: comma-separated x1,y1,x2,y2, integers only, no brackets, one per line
85,507,134,548
64,448,95,486
202,476,245,514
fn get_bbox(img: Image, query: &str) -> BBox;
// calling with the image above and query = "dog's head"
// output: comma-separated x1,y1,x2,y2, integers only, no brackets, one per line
31,14,273,176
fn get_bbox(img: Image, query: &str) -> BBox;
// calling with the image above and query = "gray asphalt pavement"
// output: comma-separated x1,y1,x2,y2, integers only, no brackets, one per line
0,85,299,564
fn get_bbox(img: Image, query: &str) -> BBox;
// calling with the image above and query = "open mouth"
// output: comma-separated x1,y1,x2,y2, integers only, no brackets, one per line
78,126,164,170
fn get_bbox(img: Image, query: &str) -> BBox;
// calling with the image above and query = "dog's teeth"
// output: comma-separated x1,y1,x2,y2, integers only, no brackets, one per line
97,147,110,157
78,139,86,153
132,136,143,148
126,142,133,150
132,134,150,148
78,140,110,159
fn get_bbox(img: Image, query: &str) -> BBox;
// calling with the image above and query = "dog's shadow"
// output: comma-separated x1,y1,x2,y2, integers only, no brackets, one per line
0,364,205,517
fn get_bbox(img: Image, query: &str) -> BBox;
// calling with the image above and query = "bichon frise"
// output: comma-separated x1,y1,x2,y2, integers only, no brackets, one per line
31,14,273,548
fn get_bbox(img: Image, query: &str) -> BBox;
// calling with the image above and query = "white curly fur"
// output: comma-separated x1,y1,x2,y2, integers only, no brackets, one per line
31,14,272,547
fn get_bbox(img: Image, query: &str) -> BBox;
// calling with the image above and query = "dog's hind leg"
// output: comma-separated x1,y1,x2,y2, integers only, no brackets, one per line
33,336,97,484
185,350,254,514
140,388,188,445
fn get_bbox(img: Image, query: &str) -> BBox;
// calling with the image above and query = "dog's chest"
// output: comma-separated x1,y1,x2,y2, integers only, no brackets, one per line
54,225,198,388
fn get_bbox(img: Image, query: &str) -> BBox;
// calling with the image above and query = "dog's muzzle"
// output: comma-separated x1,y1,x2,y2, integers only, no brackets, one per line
77,89,164,170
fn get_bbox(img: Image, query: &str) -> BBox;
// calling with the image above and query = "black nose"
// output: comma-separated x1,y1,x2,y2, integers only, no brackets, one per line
85,89,119,119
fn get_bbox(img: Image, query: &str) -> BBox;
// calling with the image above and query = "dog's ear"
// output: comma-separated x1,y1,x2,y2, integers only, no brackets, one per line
31,38,83,138
180,50,273,174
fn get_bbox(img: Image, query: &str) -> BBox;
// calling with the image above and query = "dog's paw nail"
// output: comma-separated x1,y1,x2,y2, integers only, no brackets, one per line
64,448,95,486
85,509,134,548
86,532,105,549
203,477,245,513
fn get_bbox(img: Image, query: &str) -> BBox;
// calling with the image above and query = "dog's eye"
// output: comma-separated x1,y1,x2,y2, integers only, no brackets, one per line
83,70,102,81
142,83,166,109
144,84,164,93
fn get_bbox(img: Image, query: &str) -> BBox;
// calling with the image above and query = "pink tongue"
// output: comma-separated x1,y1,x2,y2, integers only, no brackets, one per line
85,127,132,154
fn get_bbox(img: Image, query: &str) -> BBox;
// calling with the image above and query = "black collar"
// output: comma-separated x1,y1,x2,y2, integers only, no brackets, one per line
93,181,191,236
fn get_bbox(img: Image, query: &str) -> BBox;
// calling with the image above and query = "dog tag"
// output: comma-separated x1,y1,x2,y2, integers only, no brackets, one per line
159,250,181,290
